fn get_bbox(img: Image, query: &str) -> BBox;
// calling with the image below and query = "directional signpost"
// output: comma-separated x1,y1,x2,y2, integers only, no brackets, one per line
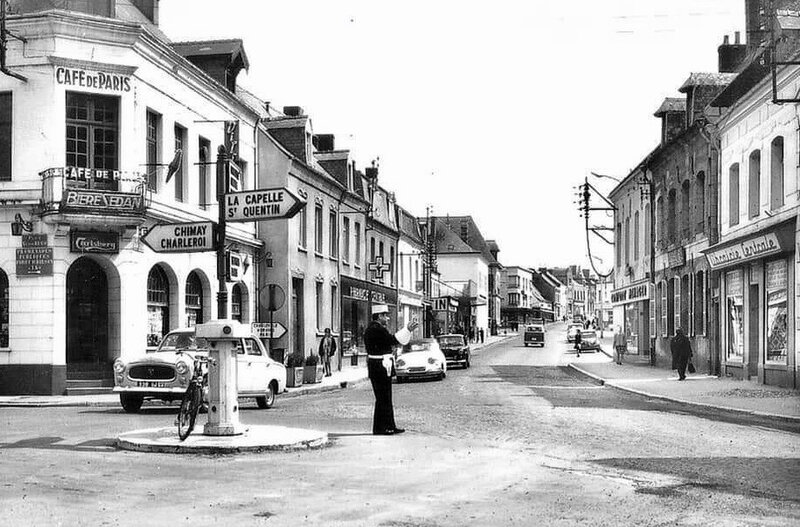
250,322,287,339
141,221,215,253
225,187,306,223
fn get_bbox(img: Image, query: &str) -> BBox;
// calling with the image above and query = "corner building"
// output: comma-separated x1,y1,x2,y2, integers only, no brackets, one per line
0,3,259,394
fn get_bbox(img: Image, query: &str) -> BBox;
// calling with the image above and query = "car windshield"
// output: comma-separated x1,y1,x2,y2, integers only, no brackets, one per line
401,342,434,354
527,326,543,332
158,333,210,352
436,336,464,346
581,331,597,339
568,325,581,333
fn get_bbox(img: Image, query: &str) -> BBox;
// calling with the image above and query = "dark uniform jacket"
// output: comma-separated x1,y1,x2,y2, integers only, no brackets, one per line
364,321,400,356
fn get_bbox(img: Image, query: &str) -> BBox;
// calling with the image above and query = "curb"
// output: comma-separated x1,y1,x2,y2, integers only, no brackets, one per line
567,363,800,425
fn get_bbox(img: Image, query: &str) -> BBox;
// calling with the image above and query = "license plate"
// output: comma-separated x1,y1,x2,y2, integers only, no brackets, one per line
136,381,167,388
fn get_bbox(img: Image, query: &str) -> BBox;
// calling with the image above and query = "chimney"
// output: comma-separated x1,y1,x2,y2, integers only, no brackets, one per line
283,106,304,117
131,0,159,25
718,33,748,73
313,134,335,152
745,0,766,53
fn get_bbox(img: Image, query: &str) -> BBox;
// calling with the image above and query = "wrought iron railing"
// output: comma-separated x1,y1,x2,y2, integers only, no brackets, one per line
40,167,148,214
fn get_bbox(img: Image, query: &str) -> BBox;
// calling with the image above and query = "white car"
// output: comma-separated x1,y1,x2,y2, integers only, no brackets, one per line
113,328,286,413
395,339,447,382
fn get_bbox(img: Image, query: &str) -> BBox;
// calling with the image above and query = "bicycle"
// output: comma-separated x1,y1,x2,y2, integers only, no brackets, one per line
176,354,209,441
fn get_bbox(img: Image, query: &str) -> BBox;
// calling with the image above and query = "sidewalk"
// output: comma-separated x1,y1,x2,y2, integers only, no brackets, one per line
0,333,516,408
570,340,800,423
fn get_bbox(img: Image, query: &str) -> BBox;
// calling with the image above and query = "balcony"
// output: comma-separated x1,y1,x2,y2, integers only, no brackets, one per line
40,167,148,229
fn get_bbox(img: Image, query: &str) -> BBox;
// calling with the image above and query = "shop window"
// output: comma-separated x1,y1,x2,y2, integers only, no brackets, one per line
770,136,784,211
329,210,338,258
748,150,760,219
681,274,690,335
0,268,8,347
314,204,323,254
316,281,323,330
198,137,211,210
231,284,243,323
66,92,119,187
0,92,11,181
342,217,350,263
672,277,680,334
185,271,203,327
694,271,705,336
729,163,740,226
146,110,161,192
765,260,788,363
174,124,186,202
725,270,744,360
147,266,170,347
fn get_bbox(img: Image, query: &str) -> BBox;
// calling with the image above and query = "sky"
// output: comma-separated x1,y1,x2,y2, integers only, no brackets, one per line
159,0,744,273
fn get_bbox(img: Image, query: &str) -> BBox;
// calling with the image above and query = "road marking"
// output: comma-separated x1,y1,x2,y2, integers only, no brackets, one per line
525,385,604,389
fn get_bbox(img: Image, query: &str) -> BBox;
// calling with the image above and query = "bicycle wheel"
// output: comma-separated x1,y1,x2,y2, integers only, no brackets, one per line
177,382,202,441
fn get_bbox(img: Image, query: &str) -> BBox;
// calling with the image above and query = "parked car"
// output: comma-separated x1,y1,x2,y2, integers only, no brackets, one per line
577,329,600,352
435,334,471,368
566,324,583,343
113,328,286,413
524,324,545,347
395,339,447,382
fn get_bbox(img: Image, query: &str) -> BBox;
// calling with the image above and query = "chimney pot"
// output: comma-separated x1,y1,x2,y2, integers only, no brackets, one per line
735,31,740,44
723,34,730,45
283,106,304,117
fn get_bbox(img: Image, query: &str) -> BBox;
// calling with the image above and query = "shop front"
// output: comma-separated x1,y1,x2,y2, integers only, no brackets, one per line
704,220,796,388
431,296,458,336
611,280,651,355
340,276,397,363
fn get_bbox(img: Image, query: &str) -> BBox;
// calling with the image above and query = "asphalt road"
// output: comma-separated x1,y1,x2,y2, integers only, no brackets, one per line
1,330,798,526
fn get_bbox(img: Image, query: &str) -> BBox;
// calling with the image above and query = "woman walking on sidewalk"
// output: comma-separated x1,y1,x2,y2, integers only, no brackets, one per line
613,326,626,365
670,328,693,381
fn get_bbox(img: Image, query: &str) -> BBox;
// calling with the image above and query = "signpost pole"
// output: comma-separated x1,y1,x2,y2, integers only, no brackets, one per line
216,146,229,319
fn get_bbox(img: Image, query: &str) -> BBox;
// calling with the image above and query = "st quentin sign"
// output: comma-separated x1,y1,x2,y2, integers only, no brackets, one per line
224,188,306,223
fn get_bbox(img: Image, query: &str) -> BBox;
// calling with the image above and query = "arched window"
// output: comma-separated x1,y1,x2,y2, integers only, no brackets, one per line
624,217,630,264
615,222,622,268
0,269,8,348
695,172,706,235
729,163,740,226
748,149,760,219
644,203,651,256
770,136,784,210
634,211,640,260
185,271,203,327
231,284,243,323
147,266,170,347
681,180,691,239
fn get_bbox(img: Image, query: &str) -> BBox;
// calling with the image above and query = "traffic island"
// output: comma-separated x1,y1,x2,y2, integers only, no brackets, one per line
116,425,328,454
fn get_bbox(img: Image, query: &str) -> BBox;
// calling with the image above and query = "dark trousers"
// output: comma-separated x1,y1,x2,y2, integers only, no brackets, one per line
676,356,689,379
323,356,332,376
368,358,396,433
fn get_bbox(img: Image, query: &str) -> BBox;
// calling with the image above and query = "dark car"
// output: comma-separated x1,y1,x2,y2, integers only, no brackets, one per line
578,329,600,351
435,334,471,368
524,324,545,347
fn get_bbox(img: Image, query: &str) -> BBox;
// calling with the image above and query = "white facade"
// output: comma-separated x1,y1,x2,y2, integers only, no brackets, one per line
0,10,259,394
436,253,489,337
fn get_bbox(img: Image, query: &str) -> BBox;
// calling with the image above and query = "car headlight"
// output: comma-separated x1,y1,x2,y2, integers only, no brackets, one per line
176,360,189,375
113,359,125,374
396,359,405,368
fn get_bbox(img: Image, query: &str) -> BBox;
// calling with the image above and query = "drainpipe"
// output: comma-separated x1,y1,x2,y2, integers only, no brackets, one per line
0,0,27,83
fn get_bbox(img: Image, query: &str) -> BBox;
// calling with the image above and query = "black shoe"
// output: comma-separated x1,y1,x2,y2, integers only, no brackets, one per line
391,428,405,434
373,429,395,435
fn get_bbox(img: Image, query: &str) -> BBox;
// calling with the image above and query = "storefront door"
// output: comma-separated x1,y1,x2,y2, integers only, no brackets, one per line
66,257,108,369
747,282,760,379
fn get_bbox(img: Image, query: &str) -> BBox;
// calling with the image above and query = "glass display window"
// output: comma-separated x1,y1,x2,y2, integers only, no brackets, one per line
765,259,788,364
725,269,744,360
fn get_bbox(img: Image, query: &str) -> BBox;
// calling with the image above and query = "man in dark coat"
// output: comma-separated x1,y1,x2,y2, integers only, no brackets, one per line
363,304,419,435
318,328,336,377
670,328,693,380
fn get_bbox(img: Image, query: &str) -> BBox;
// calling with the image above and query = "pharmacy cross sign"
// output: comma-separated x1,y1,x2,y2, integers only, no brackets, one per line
368,256,391,281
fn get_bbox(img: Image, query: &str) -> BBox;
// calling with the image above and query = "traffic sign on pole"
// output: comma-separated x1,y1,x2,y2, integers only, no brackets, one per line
251,322,287,339
224,188,306,223
141,221,215,253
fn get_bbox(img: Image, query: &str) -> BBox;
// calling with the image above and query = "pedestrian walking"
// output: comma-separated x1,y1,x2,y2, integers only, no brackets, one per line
612,326,626,365
574,329,582,358
479,327,485,344
318,328,336,377
363,304,419,435
469,327,475,343
670,328,693,381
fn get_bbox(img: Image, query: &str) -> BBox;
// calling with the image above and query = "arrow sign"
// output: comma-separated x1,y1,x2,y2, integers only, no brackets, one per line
141,221,216,253
251,322,287,339
224,187,306,223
